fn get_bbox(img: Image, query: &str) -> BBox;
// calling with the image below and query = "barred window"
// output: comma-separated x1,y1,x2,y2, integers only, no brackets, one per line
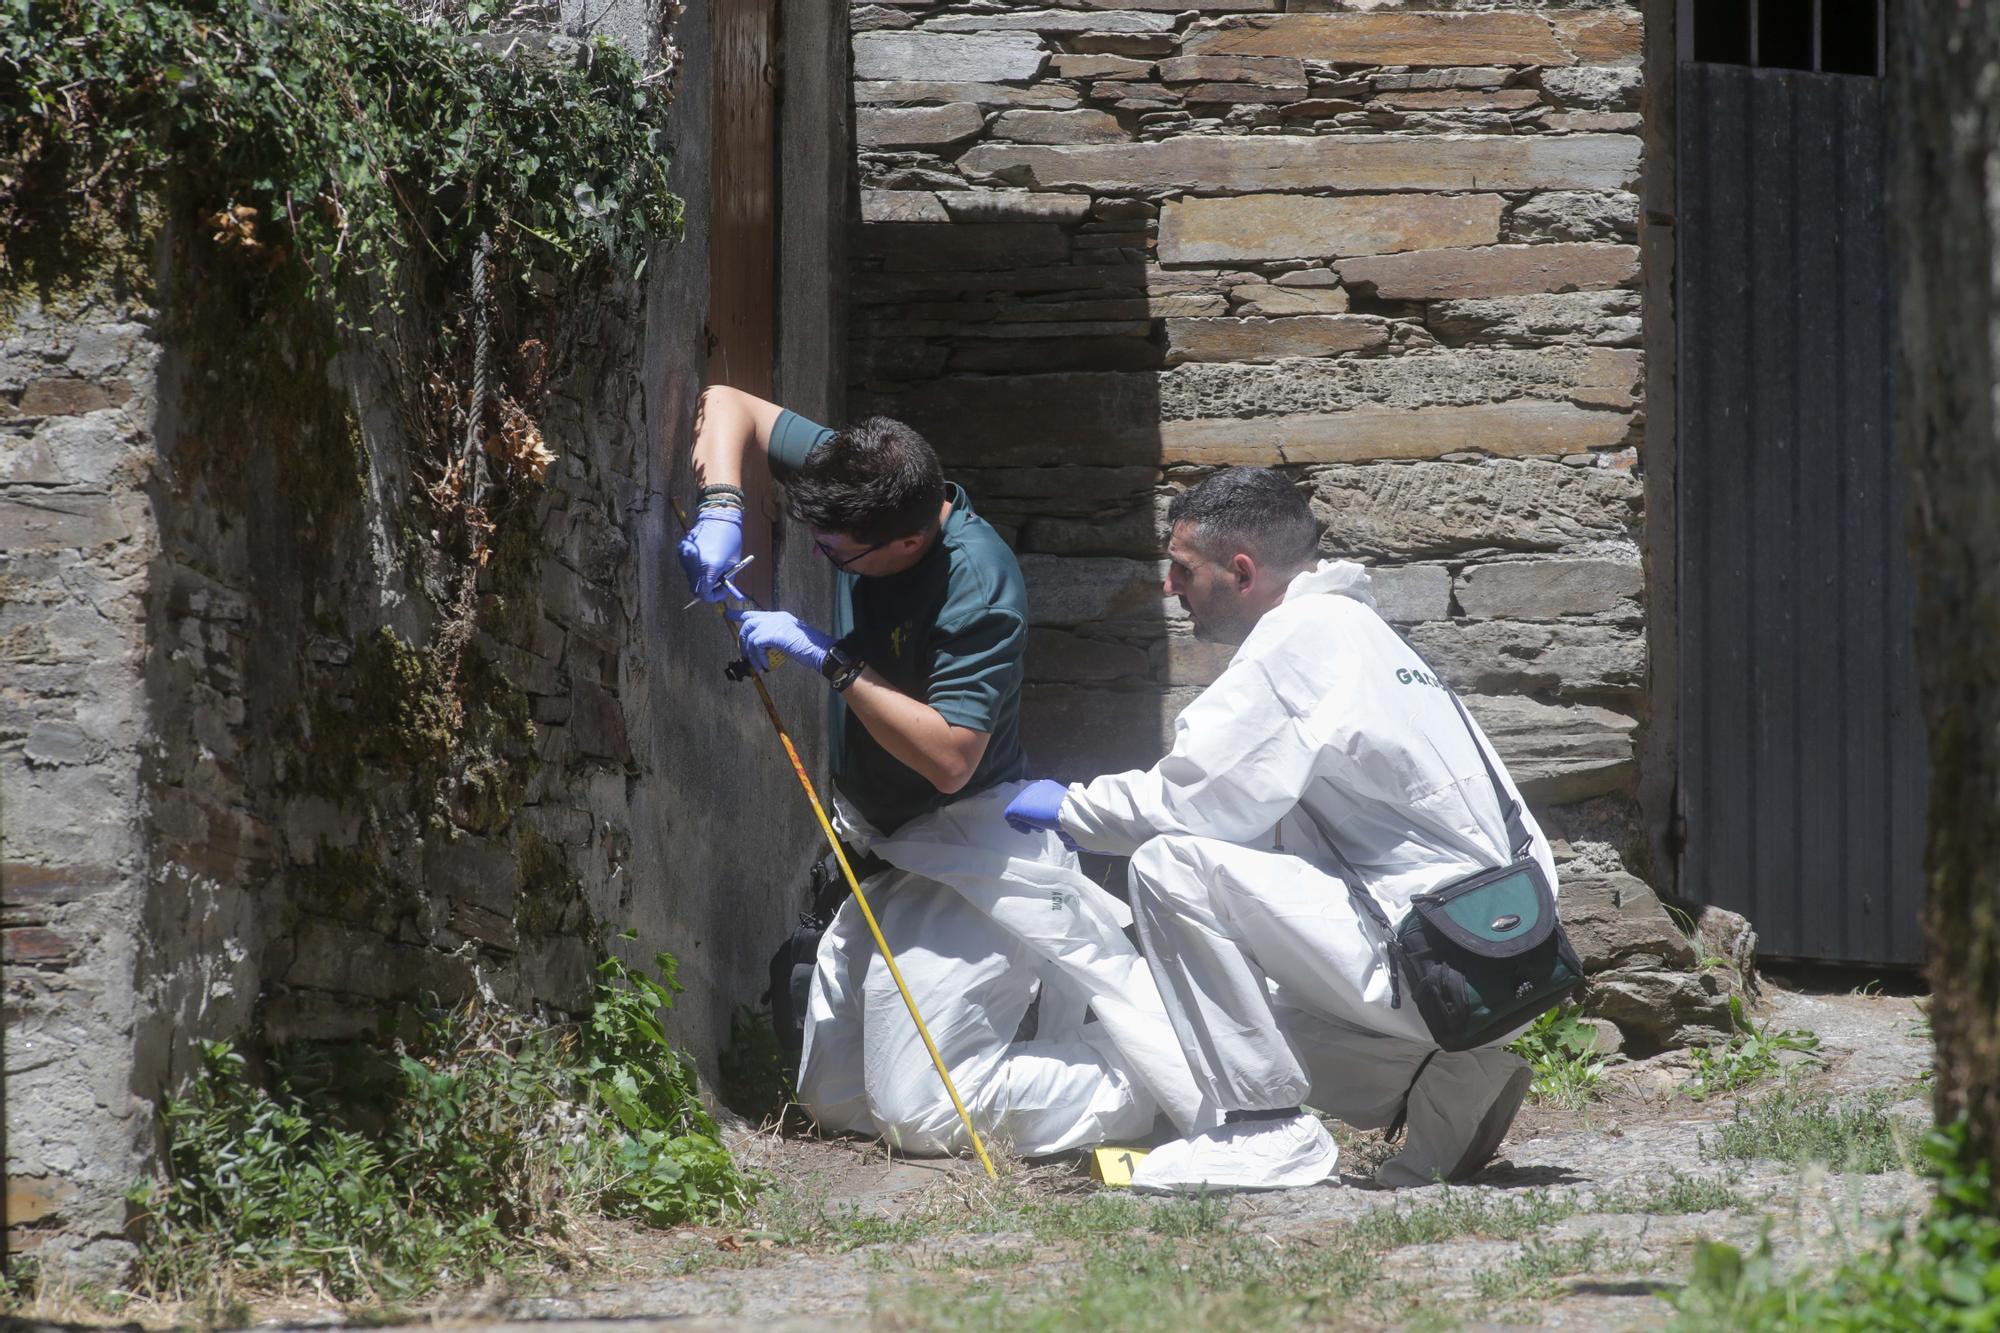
1682,0,1885,77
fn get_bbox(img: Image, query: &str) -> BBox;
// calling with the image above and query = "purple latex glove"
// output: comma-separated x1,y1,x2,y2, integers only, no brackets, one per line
730,609,836,673
1004,779,1078,851
678,508,744,603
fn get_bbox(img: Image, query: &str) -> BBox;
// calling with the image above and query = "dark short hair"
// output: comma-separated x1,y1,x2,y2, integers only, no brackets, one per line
1167,467,1320,569
787,416,946,544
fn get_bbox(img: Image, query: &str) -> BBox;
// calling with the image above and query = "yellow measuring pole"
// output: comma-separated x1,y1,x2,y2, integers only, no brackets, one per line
674,501,998,1180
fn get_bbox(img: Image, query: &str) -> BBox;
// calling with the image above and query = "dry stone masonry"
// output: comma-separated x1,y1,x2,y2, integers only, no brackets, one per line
0,0,851,1275
2,298,164,1278
847,1,1695,1045
846,0,1646,795
0,271,674,1275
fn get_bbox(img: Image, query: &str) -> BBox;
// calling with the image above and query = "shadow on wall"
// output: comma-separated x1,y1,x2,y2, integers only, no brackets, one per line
846,187,1173,785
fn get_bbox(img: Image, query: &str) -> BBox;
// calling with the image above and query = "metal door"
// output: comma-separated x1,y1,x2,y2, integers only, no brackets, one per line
1676,46,1928,964
709,0,778,602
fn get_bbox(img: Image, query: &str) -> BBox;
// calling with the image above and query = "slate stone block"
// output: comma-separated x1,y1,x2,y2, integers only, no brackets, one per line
1559,872,1699,972
957,134,1642,194
853,32,1048,82
1184,13,1575,66
1455,556,1643,620
1461,693,1637,803
1159,192,1504,263
1338,242,1640,301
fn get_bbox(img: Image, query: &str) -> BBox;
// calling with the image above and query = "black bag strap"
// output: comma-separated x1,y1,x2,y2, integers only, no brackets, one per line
1299,814,1403,1008
1441,688,1536,864
1298,674,1528,887
1288,648,1533,1003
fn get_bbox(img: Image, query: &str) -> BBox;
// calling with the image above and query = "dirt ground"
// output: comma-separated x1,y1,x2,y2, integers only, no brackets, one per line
382,987,1935,1329
16,985,1935,1333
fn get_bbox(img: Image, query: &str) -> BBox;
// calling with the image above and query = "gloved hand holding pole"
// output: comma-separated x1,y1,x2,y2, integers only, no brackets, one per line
671,499,998,1180
729,609,835,674
678,505,746,603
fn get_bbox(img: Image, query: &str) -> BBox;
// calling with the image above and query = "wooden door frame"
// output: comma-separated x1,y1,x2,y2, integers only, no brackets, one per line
708,0,780,605
1638,0,1682,893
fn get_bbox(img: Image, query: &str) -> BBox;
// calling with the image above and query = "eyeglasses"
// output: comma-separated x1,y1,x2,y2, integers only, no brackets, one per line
813,535,892,570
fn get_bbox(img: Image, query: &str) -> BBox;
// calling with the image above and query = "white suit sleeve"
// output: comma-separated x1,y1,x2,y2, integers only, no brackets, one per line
1057,621,1327,857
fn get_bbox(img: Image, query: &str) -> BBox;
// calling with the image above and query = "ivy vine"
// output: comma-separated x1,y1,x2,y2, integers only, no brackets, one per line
1,0,683,313
3,0,685,771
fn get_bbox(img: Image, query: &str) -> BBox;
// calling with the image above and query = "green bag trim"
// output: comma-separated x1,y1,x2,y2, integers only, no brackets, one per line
1439,872,1544,943
1404,861,1557,959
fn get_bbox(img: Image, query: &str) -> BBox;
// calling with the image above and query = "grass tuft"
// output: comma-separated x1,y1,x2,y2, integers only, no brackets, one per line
1472,1235,1606,1307
1609,1170,1750,1215
1707,1088,1919,1174
1146,1193,1232,1239
1351,1187,1581,1247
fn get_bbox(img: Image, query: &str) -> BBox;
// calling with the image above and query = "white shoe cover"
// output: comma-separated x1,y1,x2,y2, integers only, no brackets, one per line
1130,1114,1339,1195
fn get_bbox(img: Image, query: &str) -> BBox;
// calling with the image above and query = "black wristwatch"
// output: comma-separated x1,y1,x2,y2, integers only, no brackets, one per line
820,642,865,693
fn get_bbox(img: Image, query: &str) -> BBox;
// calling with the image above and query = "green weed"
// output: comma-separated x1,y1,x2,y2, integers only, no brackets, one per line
1023,1195,1145,1240
1685,997,1822,1099
1351,1188,1581,1247
1669,1121,2000,1332
1707,1088,1918,1174
905,1245,1037,1274
834,1183,1225,1256
133,1038,528,1304
5,0,681,319
127,948,752,1306
839,1212,939,1249
1146,1194,1232,1238
1472,1235,1605,1306
1509,1006,1611,1109
1609,1170,1749,1215
876,1231,1381,1332
585,948,758,1225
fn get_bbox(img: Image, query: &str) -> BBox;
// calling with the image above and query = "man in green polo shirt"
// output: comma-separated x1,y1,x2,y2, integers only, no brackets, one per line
679,386,1206,1157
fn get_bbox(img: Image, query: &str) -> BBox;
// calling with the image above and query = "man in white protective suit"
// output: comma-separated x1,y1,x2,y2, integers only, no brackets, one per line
1001,467,1554,1192
677,386,1208,1158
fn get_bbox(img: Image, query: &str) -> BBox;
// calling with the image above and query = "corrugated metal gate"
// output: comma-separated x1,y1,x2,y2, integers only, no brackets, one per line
1676,56,1928,965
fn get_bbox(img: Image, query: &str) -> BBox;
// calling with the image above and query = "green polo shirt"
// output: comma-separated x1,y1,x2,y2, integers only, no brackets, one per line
770,410,1028,835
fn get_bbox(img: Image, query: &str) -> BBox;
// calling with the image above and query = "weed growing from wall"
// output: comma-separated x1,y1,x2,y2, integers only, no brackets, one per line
2,0,685,659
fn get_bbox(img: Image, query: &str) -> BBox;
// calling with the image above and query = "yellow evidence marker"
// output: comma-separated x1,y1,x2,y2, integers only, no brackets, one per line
1090,1145,1148,1188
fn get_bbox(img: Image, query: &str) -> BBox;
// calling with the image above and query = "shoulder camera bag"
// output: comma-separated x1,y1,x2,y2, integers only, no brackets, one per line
1317,690,1586,1052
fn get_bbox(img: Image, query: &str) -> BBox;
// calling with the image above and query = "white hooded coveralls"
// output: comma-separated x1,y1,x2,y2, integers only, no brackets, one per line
1058,561,1558,1182
796,784,1213,1157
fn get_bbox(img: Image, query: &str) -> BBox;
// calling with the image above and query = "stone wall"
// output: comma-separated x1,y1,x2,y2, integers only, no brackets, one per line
1,0,848,1279
844,2,1648,865
2,298,164,1279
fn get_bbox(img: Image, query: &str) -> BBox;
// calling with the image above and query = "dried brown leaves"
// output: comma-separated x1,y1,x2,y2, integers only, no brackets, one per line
423,336,557,530
201,201,288,268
